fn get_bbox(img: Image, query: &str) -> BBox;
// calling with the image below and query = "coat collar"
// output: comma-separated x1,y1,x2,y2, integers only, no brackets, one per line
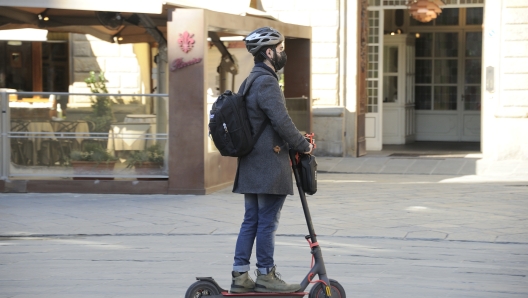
253,62,278,80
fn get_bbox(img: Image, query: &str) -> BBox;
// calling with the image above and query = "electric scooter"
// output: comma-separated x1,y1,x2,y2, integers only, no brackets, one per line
185,134,346,298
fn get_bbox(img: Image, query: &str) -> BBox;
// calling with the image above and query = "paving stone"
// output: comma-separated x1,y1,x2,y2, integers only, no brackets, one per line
1,172,528,297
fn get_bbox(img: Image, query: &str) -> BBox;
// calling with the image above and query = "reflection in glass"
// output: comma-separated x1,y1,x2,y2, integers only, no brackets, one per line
415,86,432,110
466,32,482,57
416,60,432,84
383,46,398,73
383,76,398,103
435,8,459,26
466,7,484,25
7,92,169,179
434,59,458,84
434,86,457,110
465,59,482,84
415,33,433,57
435,33,458,57
464,86,481,111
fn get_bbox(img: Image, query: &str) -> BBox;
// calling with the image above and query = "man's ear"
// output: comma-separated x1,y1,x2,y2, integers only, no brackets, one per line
266,48,273,59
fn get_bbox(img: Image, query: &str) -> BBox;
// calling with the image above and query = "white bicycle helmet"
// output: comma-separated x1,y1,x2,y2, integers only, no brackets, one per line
244,27,284,56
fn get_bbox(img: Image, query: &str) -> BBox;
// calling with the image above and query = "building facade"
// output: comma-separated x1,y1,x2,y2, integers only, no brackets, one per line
1,0,526,193
261,0,528,173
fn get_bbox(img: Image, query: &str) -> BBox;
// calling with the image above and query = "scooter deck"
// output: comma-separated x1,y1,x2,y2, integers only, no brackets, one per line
221,292,307,297
193,277,308,297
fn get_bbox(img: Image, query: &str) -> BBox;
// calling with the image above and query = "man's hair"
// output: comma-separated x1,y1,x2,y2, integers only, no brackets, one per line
254,44,278,63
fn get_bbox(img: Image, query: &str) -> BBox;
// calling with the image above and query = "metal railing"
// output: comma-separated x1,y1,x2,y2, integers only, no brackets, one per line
1,91,169,180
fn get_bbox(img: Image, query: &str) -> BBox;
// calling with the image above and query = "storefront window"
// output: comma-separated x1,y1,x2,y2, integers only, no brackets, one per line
3,91,169,180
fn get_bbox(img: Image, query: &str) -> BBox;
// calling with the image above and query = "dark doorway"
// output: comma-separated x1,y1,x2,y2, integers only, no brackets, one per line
42,42,69,92
0,40,69,92
0,41,33,91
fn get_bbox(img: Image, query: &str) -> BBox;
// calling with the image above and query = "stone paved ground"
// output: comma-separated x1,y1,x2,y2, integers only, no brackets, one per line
1,173,527,297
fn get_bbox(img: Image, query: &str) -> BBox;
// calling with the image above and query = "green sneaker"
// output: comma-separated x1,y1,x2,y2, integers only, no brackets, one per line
230,271,255,293
254,266,301,293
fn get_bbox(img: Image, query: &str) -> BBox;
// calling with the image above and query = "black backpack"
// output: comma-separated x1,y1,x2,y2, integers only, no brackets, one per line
208,74,269,157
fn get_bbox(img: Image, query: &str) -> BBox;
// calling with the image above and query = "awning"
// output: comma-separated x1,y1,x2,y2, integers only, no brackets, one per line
0,1,285,44
0,0,163,14
0,5,168,43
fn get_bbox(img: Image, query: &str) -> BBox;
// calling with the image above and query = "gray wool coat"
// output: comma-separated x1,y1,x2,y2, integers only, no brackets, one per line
233,64,311,195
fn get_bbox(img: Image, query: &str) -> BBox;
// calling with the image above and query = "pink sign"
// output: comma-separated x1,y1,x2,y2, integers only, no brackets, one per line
178,31,195,53
170,57,202,71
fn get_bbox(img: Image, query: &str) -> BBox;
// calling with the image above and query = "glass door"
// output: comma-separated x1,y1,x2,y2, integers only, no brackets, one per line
414,31,460,141
412,7,483,142
459,30,482,141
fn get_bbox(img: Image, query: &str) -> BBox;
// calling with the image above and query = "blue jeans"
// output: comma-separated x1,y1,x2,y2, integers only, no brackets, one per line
233,193,287,275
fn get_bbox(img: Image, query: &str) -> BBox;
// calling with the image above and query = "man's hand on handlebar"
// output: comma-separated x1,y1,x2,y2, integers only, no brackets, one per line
304,143,313,155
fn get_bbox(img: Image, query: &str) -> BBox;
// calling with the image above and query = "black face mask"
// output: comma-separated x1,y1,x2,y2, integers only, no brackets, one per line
261,47,287,72
273,49,287,72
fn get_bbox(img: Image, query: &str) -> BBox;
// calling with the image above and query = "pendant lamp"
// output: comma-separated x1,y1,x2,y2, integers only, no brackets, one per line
408,0,446,23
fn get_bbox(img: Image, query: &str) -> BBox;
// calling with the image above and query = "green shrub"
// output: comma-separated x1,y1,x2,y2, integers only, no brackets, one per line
71,143,118,163
126,144,164,168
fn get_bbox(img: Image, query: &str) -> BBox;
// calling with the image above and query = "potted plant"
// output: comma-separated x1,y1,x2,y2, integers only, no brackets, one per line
84,71,115,133
70,143,118,180
126,144,165,180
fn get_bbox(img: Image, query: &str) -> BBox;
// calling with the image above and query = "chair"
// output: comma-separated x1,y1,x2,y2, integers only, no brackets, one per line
53,121,80,165
10,120,34,165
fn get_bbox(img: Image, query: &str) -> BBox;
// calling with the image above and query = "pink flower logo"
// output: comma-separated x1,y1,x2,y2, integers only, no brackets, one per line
178,31,195,53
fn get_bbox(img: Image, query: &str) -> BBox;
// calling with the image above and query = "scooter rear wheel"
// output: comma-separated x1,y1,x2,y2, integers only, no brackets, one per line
185,280,221,298
308,279,346,298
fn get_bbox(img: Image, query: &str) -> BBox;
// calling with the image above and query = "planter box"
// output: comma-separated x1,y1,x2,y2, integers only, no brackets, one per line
134,162,165,181
71,161,117,180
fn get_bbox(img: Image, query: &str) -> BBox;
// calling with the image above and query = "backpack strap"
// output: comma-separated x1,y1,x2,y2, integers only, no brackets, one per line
250,116,269,147
238,73,272,147
239,72,272,95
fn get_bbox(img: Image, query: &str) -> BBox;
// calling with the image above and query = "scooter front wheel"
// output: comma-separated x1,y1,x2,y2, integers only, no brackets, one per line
308,279,346,298
185,280,221,298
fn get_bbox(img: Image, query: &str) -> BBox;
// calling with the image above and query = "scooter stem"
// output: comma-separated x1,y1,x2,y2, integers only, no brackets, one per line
289,150,331,292
289,149,317,244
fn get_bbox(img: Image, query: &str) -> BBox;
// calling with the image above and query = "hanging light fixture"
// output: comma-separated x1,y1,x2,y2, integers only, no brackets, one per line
407,0,446,23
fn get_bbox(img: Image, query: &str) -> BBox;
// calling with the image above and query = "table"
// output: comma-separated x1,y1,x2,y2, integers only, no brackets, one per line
124,114,157,148
124,114,157,123
107,123,152,153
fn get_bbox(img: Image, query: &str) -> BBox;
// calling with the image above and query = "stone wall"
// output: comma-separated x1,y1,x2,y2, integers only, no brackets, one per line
478,0,528,173
260,0,346,156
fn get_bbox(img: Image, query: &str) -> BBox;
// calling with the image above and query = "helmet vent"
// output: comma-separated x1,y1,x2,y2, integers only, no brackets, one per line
244,27,284,56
